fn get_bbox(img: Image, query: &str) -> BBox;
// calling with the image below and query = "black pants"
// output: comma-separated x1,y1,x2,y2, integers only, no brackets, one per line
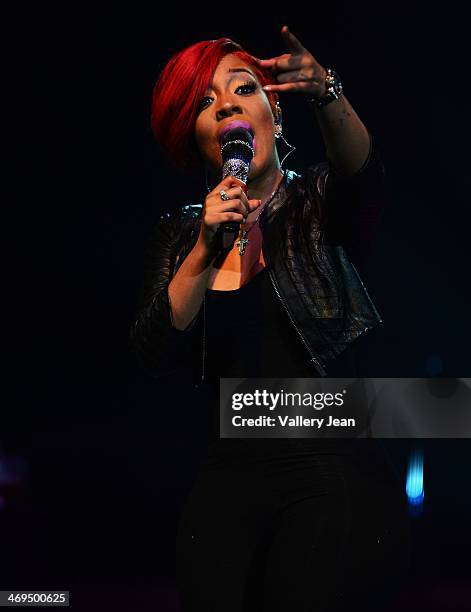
176,438,411,611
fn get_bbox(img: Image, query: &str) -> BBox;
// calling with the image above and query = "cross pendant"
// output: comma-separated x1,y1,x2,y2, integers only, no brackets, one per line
235,231,250,256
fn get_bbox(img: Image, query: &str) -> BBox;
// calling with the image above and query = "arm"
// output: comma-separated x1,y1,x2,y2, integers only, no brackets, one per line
129,212,211,378
258,24,372,176
312,92,372,178
130,177,257,378
304,60,387,271
321,128,387,273
257,26,387,269
168,236,215,331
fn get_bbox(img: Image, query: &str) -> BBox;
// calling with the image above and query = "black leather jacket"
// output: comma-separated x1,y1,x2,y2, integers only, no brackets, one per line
130,130,387,385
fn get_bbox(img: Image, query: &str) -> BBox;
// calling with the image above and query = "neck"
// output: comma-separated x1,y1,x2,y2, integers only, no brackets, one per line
245,163,284,222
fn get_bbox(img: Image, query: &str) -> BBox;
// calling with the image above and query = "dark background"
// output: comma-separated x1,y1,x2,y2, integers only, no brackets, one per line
5,3,471,610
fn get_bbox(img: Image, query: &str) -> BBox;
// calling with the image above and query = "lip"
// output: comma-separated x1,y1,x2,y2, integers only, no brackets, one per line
218,120,254,143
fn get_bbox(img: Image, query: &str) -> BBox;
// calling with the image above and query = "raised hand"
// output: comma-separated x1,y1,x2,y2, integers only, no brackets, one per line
257,26,328,98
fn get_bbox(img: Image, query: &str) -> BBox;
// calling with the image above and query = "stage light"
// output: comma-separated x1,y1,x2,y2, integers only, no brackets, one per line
406,446,424,516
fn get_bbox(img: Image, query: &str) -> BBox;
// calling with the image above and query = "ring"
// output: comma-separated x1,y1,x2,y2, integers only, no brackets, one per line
219,189,230,201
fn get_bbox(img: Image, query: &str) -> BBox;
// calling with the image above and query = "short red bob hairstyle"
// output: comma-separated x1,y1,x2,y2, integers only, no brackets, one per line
150,38,278,173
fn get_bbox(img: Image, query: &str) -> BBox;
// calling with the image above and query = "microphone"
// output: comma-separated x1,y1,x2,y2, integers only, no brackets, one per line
218,126,254,251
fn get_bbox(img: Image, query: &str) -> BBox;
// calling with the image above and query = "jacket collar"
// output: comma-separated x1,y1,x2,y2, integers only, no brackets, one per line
259,168,300,229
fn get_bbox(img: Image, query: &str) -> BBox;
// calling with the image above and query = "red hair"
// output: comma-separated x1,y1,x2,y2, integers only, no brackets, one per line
150,38,279,172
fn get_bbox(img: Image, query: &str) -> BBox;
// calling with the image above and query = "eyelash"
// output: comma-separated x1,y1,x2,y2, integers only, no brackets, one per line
198,81,257,112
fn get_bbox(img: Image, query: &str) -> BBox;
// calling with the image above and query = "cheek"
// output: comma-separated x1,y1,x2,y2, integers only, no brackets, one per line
194,127,215,161
260,107,275,138
194,125,207,150
256,119,275,156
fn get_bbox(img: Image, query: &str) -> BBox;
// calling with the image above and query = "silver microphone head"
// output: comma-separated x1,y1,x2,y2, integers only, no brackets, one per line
220,127,254,183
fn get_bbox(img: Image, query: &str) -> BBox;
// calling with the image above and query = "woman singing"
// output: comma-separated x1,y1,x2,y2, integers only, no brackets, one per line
131,26,411,611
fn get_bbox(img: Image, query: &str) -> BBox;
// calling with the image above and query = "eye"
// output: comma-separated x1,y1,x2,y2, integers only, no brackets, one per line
236,81,257,94
196,81,257,114
197,96,213,113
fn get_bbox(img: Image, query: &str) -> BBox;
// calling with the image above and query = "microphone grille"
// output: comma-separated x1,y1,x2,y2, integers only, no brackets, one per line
220,127,254,182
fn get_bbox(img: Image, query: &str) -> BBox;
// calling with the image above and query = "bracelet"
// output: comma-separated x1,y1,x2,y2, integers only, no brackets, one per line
306,67,343,109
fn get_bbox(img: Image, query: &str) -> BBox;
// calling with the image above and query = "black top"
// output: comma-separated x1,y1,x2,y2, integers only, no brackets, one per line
201,263,363,459
204,263,359,381
205,265,315,380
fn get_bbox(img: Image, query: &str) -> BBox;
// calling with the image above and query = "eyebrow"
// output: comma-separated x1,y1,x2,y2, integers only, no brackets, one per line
227,68,256,78
204,68,256,96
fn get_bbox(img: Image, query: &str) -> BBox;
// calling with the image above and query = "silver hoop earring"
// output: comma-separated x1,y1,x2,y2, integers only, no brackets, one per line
274,102,296,169
276,131,297,170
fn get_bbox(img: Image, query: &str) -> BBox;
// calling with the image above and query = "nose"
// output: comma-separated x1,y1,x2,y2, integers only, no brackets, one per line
216,100,243,121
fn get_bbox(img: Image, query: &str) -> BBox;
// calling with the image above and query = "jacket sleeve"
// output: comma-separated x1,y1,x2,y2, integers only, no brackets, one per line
321,128,388,272
129,212,201,379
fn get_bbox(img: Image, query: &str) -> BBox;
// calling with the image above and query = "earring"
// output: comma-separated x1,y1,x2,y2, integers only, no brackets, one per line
274,101,283,139
278,133,297,169
273,103,297,169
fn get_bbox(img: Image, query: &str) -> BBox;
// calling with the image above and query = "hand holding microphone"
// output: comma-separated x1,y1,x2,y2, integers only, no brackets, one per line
197,177,262,261
218,125,255,250
196,125,261,258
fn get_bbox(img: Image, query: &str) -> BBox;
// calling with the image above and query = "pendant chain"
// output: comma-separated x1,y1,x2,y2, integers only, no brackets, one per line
235,171,285,256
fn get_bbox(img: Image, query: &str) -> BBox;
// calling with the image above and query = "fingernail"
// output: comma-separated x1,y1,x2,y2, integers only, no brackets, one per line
263,85,271,90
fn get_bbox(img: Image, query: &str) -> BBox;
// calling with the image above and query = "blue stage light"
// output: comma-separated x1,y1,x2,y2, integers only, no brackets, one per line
406,447,424,512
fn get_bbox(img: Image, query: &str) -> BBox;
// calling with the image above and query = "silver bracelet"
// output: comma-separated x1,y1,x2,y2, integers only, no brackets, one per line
306,67,343,109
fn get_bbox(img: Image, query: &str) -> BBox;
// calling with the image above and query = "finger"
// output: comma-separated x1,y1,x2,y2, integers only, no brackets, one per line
262,81,314,94
248,198,262,211
275,69,313,85
239,199,249,217
218,212,245,224
257,53,300,74
218,199,248,216
213,178,246,198
281,25,306,55
221,186,245,201
256,57,277,67
228,177,245,186
256,56,284,70
214,186,248,208
240,190,259,214
217,176,245,191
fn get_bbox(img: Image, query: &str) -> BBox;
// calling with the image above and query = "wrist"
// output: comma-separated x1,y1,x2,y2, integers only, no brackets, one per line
306,67,343,109
193,235,218,268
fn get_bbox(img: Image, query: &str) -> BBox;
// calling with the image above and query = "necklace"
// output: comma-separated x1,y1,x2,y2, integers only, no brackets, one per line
235,171,285,256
